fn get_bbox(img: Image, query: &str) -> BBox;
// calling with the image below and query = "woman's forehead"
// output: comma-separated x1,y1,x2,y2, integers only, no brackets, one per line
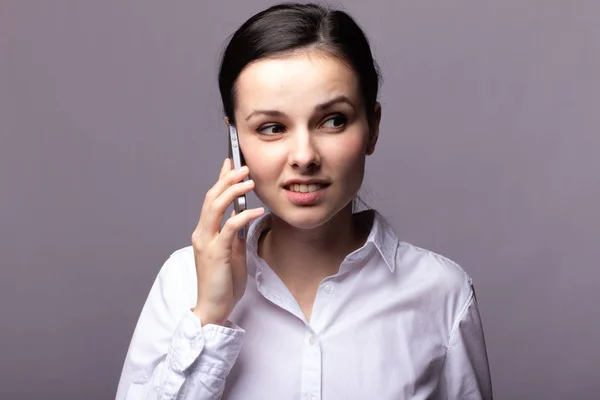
234,52,361,115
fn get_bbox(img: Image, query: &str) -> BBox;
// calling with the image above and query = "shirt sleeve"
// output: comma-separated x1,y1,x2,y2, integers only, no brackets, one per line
115,251,245,400
436,286,493,400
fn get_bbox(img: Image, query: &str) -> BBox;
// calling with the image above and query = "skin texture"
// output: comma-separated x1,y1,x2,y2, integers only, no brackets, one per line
192,50,381,324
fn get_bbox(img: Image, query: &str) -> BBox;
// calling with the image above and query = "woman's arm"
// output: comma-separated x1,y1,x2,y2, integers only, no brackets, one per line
115,251,244,400
117,158,264,399
436,286,493,400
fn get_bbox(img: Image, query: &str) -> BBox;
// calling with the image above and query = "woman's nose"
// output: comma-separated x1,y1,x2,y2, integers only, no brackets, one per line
288,129,321,172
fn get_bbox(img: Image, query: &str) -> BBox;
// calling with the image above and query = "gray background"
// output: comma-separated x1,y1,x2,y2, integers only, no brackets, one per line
1,1,599,399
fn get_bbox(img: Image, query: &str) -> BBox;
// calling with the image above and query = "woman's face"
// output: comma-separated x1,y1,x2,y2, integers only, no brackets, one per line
232,51,380,230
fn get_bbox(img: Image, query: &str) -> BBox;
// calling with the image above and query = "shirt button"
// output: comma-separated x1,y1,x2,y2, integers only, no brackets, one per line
309,335,317,346
324,284,335,294
305,395,317,400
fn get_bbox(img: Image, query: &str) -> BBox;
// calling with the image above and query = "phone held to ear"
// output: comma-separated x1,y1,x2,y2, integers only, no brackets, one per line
228,124,248,238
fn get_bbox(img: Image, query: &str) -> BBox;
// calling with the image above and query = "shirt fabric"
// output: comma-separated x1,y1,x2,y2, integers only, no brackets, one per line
116,210,493,400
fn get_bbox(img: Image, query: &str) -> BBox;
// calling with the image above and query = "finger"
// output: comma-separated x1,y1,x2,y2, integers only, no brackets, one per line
231,216,247,261
208,166,249,208
229,208,246,260
219,157,230,180
207,179,255,233
204,158,231,225
196,165,249,237
218,207,265,248
196,158,231,230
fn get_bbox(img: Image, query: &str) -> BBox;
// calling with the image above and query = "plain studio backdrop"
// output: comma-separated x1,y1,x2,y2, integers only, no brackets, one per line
1,1,599,399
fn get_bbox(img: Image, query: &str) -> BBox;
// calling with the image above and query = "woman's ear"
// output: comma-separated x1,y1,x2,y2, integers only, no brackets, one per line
224,116,230,128
367,102,381,155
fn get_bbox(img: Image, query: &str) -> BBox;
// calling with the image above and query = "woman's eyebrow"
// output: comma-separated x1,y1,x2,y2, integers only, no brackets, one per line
245,109,284,122
315,95,355,111
244,95,355,122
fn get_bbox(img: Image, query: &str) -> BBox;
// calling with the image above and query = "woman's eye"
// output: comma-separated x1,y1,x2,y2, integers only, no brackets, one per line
257,124,285,136
322,114,348,129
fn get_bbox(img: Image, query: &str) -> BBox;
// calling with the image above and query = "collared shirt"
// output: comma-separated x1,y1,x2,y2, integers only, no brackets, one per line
116,210,492,400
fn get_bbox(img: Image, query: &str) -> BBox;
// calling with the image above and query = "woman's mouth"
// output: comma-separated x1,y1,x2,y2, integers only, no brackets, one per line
284,183,329,193
283,183,330,205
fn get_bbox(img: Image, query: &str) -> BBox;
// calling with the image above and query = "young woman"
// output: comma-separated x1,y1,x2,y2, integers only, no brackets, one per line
116,3,492,399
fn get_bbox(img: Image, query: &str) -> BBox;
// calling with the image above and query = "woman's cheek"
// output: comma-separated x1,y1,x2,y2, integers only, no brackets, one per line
337,137,368,168
246,164,273,200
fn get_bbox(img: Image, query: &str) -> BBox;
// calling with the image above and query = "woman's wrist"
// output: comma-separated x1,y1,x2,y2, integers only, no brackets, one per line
192,306,228,327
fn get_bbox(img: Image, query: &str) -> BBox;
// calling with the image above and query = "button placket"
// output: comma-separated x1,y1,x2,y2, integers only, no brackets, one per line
301,329,322,400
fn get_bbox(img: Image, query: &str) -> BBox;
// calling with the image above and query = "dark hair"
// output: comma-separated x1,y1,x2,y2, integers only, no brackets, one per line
218,2,381,126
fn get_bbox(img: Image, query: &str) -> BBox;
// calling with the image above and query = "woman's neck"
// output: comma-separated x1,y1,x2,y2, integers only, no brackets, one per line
258,203,369,293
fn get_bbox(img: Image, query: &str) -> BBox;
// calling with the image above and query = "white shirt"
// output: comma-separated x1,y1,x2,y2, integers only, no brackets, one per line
116,210,492,400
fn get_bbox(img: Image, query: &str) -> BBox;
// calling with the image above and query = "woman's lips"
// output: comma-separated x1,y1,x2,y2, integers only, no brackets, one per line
283,183,330,205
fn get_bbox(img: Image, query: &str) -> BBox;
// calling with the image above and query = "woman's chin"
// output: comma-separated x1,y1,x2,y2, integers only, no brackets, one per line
268,202,351,231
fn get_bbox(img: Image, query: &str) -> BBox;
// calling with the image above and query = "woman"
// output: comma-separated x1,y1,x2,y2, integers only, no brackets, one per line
116,3,492,399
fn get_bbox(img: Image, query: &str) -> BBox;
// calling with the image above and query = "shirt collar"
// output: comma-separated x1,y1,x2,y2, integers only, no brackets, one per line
246,209,399,274
362,210,399,273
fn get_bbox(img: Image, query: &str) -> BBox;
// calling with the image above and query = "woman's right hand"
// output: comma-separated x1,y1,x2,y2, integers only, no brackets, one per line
191,158,265,326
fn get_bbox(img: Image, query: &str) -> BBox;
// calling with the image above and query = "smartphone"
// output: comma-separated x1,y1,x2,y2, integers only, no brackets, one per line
228,124,248,238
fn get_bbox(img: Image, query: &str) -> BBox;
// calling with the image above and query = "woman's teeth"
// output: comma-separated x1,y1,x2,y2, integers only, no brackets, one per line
288,183,325,193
